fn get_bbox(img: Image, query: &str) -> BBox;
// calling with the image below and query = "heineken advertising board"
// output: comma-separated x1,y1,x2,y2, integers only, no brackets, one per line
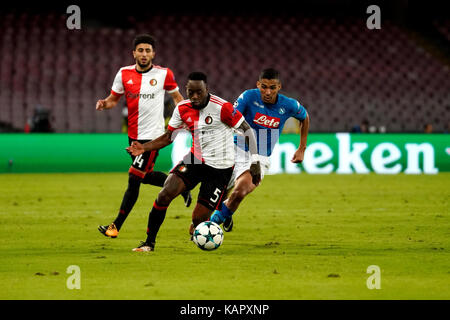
1,133,448,174
271,133,449,174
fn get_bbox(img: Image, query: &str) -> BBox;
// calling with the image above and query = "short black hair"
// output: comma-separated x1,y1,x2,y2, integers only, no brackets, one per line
187,71,207,83
133,34,156,49
259,68,280,81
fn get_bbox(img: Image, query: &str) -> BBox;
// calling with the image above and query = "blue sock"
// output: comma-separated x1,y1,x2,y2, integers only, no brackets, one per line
210,210,224,224
221,204,234,220
210,204,234,225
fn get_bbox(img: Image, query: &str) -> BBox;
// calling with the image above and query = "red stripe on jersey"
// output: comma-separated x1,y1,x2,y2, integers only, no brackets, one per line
178,104,203,162
210,95,226,105
121,69,143,139
111,89,123,97
162,67,178,92
220,102,243,127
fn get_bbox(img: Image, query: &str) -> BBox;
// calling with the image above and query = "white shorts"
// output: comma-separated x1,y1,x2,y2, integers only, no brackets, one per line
227,145,271,190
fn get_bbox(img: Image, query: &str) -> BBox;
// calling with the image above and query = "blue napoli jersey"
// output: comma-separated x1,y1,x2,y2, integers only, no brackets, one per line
234,89,307,156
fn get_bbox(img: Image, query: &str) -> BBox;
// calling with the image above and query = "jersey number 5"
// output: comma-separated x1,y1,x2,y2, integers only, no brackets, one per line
210,188,222,203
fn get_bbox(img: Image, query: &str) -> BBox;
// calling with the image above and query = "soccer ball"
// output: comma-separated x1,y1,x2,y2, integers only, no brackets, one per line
192,221,224,251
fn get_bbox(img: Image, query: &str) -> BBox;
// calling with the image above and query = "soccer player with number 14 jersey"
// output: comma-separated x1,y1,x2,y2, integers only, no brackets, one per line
96,34,192,239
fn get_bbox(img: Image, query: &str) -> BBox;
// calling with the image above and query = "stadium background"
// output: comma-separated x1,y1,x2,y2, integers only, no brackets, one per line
1,0,449,133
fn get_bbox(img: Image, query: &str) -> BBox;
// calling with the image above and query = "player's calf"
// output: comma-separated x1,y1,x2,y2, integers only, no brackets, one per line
111,171,144,231
192,203,212,229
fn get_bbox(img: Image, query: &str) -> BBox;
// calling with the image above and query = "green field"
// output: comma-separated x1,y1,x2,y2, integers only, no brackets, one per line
0,173,449,300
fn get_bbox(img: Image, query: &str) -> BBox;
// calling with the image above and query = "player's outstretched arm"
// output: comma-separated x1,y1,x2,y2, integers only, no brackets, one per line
237,120,261,186
291,113,310,163
126,130,173,156
96,93,121,111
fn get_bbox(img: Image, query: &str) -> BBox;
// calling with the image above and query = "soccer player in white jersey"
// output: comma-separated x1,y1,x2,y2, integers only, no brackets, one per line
127,72,261,252
96,34,192,239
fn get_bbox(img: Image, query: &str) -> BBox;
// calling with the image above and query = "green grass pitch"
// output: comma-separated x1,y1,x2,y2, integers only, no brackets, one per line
0,172,449,299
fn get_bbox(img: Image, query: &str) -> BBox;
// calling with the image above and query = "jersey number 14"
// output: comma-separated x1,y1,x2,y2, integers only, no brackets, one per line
133,154,144,169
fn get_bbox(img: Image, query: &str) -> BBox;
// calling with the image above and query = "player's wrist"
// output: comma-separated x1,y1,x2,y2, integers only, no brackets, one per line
251,154,260,164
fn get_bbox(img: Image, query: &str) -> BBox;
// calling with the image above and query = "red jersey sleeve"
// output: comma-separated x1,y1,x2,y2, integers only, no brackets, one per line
111,69,125,96
220,102,244,128
110,89,123,97
167,105,183,131
163,68,179,93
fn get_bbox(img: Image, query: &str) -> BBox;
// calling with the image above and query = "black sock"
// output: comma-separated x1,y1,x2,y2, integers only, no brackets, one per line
146,200,168,244
113,173,142,230
142,171,168,187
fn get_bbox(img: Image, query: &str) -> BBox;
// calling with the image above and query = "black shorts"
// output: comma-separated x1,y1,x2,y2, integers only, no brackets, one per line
170,153,233,211
128,137,159,178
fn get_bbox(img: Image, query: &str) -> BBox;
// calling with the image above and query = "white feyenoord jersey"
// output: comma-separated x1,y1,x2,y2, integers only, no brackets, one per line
168,94,244,169
111,64,179,140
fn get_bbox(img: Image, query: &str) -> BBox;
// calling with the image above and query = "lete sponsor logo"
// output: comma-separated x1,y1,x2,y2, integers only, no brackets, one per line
253,112,280,128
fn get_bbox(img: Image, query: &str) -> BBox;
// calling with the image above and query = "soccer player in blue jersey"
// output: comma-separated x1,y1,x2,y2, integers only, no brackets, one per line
210,68,310,231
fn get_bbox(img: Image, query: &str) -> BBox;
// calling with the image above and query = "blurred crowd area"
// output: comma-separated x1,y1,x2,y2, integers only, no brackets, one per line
0,0,449,134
